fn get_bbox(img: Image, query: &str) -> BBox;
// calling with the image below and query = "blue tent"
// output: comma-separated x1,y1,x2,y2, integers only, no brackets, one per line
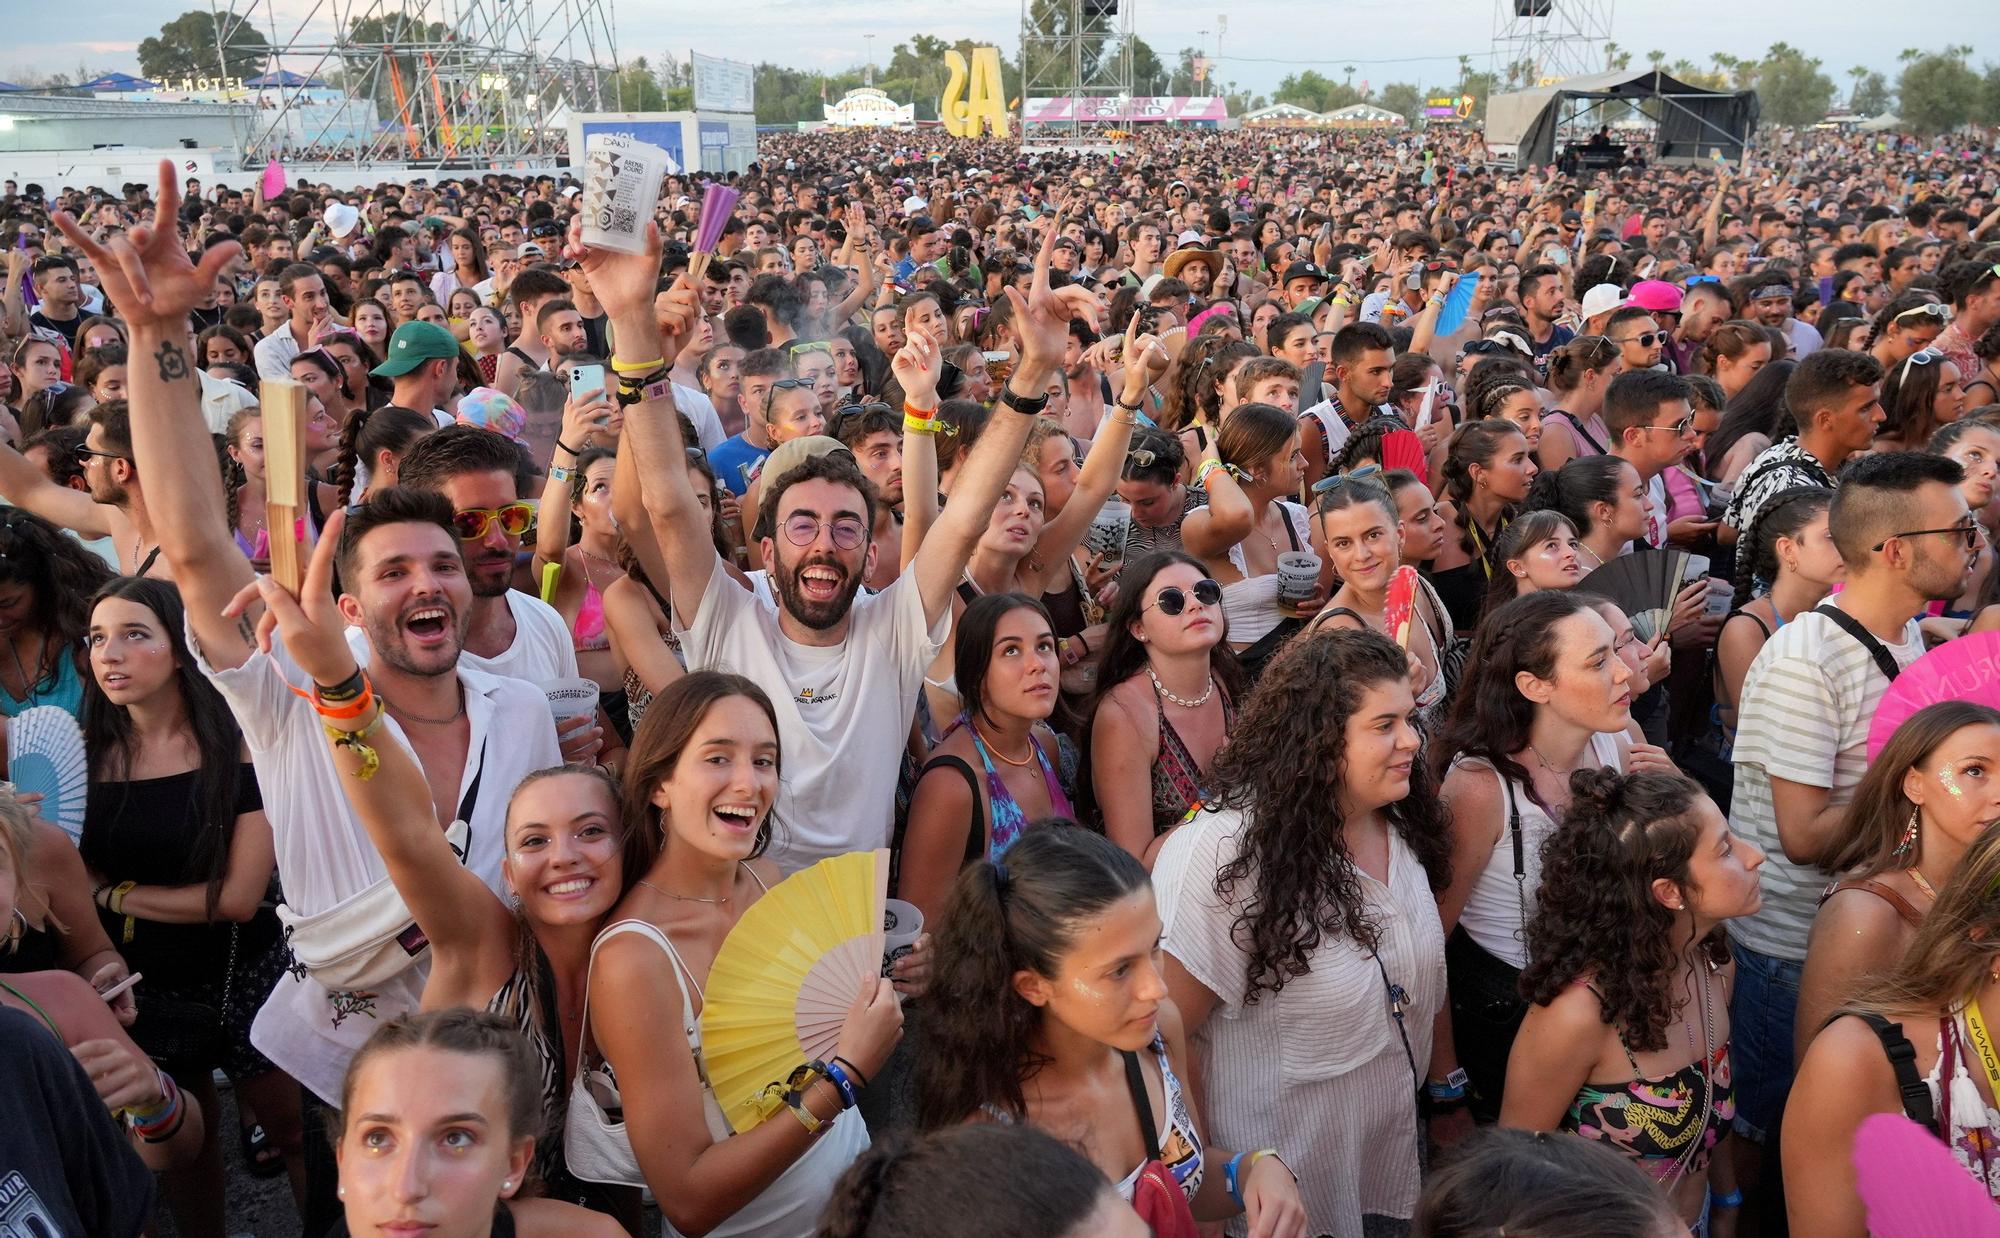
0,82,21,93
76,72,159,92
247,71,326,89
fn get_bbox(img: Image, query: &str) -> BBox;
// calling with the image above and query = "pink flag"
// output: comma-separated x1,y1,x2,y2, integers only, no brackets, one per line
260,159,286,200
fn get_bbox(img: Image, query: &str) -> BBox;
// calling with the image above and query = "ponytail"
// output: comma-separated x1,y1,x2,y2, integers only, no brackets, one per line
1442,419,1526,559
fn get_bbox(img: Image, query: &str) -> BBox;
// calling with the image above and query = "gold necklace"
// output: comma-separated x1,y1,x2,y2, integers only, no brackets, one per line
383,683,465,726
636,878,730,905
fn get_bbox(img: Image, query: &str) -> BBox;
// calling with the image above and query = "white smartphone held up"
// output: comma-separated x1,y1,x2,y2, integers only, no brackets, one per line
570,363,608,404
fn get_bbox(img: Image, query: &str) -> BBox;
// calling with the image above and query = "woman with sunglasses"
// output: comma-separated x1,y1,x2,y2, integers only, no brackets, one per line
1538,335,1623,472
1309,473,1454,733
1866,294,1951,373
900,594,1073,923
1874,346,1964,452
1085,552,1241,867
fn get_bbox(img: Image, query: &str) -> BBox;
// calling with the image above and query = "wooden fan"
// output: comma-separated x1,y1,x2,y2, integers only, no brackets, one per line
260,377,309,591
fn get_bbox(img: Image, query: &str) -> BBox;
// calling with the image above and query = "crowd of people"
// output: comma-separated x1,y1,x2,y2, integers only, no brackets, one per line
0,116,1999,1238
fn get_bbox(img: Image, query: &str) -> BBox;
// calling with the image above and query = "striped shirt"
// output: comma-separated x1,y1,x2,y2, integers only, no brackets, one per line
1729,607,1923,960
1154,806,1444,1237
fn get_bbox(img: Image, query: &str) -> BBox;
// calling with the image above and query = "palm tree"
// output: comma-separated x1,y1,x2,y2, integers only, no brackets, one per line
1848,64,1867,107
1457,54,1472,90
1899,48,1922,63
1647,50,1666,70
1603,40,1622,72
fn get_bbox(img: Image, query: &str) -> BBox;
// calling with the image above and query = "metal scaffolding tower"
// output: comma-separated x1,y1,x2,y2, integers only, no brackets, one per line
1491,0,1616,87
1018,0,1134,146
214,0,617,168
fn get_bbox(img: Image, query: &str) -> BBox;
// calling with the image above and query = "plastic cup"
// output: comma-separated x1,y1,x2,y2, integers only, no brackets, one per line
541,677,601,723
1276,550,1322,616
881,899,924,978
1087,497,1132,563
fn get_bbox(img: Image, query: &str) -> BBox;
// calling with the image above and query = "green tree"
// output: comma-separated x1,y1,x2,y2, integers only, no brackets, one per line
614,57,665,111
1982,64,2000,126
1378,81,1423,122
137,9,270,81
1755,42,1836,127
1852,71,1892,117
1273,70,1337,112
1121,35,1168,95
1603,42,1630,72
1897,47,1982,132
1671,59,1728,90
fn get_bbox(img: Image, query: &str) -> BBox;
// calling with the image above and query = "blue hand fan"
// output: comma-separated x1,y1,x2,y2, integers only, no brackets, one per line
8,706,87,842
1436,271,1480,336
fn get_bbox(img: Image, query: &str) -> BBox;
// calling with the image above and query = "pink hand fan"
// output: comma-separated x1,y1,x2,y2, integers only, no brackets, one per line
1384,565,1419,648
1866,632,2000,760
1853,1111,2000,1237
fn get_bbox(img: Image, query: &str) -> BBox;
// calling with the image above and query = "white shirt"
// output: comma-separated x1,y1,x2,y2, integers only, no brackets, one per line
449,590,579,684
192,624,562,1102
1155,807,1444,1236
674,383,729,452
252,323,309,380
675,558,946,872
1731,604,1924,961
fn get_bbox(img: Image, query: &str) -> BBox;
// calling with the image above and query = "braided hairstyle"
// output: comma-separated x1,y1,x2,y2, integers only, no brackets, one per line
1729,484,1833,610
1329,413,1413,475
1519,768,1725,1053
1695,321,1768,379
1442,419,1529,559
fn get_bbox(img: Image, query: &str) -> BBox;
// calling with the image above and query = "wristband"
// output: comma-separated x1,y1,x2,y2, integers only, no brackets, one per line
1426,1068,1469,1099
831,1055,871,1089
312,682,377,722
904,414,941,434
555,439,582,458
610,356,664,374
615,378,674,407
326,701,388,781
548,464,572,483
1224,1148,1284,1208
1114,396,1145,413
902,400,939,421
823,1059,862,1110
92,880,110,907
108,881,137,917
997,384,1051,416
315,669,366,703
1711,1189,1744,1209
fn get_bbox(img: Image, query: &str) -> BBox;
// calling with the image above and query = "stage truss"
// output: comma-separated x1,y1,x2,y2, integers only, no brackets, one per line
1018,0,1134,147
214,0,618,168
1491,0,1616,87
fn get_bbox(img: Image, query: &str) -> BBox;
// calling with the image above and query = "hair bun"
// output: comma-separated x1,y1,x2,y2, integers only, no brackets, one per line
1567,767,1627,816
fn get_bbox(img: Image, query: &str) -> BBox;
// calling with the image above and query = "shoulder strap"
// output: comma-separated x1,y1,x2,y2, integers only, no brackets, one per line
1855,1011,1939,1134
1552,410,1607,455
1122,1048,1163,1162
920,754,987,866
1812,604,1903,684
1724,606,1774,641
1309,606,1367,633
575,919,694,1079
1822,877,1926,928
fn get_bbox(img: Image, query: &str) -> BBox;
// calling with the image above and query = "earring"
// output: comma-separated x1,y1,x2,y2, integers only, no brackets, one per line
501,1179,513,1193
337,1185,346,1200
1893,804,1920,860
4,907,23,955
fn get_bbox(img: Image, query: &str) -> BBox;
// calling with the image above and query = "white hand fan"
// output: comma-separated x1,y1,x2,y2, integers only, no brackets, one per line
8,706,88,842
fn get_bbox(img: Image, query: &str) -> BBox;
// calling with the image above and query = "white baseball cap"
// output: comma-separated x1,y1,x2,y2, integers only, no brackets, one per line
1579,283,1624,322
902,195,928,214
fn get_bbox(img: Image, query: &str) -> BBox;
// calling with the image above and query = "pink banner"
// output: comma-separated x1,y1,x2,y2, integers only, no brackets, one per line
1022,96,1229,123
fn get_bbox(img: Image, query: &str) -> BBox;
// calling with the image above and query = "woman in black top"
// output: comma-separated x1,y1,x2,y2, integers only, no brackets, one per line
78,576,303,1225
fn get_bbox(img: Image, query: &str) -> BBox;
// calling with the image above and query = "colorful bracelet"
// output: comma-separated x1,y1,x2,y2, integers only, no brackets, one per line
548,464,573,483
904,413,941,435
1711,1189,1744,1209
1224,1149,1289,1208
610,356,665,374
326,701,388,781
902,400,939,421
312,681,377,721
125,1068,180,1131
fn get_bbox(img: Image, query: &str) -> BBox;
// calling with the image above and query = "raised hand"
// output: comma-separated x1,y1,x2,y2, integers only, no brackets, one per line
891,325,945,409
51,159,238,335
563,215,664,327
225,507,359,687
1003,194,1080,379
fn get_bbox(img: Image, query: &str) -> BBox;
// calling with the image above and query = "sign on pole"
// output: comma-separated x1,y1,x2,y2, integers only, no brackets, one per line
692,52,755,114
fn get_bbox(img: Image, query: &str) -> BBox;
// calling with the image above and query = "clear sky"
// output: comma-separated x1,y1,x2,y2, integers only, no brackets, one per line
13,0,1989,100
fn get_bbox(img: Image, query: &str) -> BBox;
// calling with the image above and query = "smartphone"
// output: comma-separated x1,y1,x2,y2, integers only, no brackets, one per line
569,363,606,402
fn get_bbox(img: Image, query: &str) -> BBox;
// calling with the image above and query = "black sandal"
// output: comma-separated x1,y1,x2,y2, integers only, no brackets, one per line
240,1123,286,1179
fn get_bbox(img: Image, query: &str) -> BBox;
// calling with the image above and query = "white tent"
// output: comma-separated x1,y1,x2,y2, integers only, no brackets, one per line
1325,103,1408,129
1242,102,1327,126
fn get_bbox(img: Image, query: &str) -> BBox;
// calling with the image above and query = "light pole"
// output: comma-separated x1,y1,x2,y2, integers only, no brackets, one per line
864,35,875,87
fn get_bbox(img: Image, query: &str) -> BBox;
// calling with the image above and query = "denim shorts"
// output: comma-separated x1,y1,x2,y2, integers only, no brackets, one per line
1728,938,1804,1143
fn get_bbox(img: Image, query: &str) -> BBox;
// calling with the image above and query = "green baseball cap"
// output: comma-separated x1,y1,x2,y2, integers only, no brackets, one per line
371,321,462,377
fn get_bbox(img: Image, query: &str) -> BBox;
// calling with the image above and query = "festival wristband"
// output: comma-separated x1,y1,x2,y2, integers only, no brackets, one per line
315,669,366,703
902,399,939,420
823,1060,862,1110
610,356,664,374
1711,1189,1744,1209
108,881,137,917
904,414,940,435
548,464,573,483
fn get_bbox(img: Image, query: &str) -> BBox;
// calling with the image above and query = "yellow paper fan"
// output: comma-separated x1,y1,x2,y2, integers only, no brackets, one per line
700,848,887,1132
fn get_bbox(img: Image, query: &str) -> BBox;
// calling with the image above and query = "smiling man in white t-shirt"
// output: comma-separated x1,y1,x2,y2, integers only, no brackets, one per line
610,206,1086,870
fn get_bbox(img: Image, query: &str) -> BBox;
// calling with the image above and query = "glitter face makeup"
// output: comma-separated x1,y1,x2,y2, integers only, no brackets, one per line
1940,764,1968,800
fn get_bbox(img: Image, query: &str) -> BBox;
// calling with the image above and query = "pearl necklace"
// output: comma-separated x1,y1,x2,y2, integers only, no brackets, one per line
1149,667,1215,709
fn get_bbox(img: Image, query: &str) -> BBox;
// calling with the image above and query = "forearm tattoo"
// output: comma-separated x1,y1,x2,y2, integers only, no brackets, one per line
154,340,189,382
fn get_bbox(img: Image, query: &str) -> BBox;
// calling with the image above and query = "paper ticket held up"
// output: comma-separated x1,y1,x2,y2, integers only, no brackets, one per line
580,132,670,255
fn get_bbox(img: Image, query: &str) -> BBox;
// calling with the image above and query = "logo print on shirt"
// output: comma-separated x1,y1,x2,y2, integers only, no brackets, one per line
794,686,839,706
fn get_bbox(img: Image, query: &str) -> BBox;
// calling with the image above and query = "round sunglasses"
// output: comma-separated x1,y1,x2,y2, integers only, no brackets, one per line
1144,578,1223,616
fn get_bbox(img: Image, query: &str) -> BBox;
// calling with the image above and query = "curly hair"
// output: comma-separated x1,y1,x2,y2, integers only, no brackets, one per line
1441,419,1528,560
1518,767,1721,1053
918,824,1149,1128
0,508,113,693
1207,629,1451,1001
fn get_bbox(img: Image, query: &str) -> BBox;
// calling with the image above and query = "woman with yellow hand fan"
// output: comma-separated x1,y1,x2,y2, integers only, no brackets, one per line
243,505,639,1225
920,825,1307,1238
575,671,901,1237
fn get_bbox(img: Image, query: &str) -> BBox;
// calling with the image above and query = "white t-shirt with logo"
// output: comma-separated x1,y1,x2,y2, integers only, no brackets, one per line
676,559,947,872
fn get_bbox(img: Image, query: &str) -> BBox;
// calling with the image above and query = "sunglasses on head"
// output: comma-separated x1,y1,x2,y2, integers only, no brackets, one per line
1899,347,1945,385
1144,578,1223,616
1311,463,1384,497
1894,302,1950,325
451,501,536,541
